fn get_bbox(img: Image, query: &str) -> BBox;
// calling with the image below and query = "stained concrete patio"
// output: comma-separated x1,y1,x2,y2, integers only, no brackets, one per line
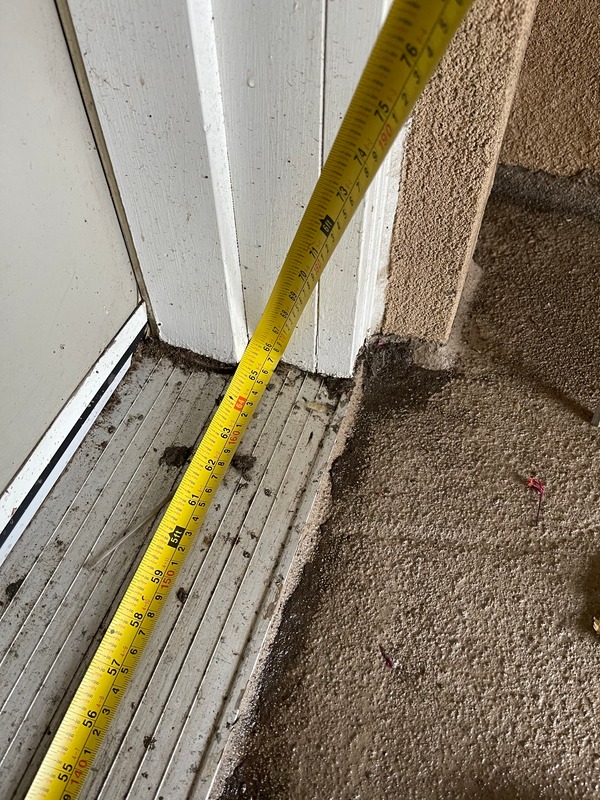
214,191,600,799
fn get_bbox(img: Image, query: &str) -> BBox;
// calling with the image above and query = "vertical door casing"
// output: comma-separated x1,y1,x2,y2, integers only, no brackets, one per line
67,0,249,364
212,0,324,372
318,0,404,376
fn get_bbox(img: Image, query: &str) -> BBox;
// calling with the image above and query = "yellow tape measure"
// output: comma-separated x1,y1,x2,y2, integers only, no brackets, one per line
27,1,470,796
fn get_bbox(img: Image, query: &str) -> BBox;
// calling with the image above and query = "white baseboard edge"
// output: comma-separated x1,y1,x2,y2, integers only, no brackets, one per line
352,121,409,368
0,304,147,565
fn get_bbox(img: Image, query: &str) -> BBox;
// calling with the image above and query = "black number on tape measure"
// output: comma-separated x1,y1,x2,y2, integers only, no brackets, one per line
319,215,334,236
374,100,389,121
353,147,367,165
168,520,186,548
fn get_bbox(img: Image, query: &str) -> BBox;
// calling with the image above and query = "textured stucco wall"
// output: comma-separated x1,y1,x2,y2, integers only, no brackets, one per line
383,0,537,343
501,0,600,176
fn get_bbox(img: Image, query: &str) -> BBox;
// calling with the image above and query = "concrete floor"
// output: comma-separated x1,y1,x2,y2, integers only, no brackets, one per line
214,193,600,799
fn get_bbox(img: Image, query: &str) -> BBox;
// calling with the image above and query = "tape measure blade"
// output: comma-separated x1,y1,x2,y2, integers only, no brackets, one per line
25,2,472,797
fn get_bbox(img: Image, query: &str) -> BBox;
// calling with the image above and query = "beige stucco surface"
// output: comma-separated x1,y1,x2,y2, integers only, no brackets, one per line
215,194,600,799
501,0,600,176
382,0,536,343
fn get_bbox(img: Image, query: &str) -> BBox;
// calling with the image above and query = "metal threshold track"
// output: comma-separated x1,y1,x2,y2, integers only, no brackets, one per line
0,345,347,799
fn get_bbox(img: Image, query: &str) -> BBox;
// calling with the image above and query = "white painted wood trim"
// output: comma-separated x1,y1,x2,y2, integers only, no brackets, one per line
0,304,147,564
67,0,244,364
316,0,402,377
186,0,248,361
211,0,324,372
353,126,408,359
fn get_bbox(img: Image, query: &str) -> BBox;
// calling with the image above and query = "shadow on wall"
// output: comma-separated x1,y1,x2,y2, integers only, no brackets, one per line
471,194,600,419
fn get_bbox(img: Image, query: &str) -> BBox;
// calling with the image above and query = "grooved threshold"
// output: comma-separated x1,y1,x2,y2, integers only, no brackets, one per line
0,342,348,799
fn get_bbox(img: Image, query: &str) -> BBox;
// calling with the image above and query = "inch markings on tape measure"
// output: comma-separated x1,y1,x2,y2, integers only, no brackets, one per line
27,1,471,797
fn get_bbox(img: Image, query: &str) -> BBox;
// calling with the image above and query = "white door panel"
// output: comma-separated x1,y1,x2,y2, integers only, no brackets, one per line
0,0,139,493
